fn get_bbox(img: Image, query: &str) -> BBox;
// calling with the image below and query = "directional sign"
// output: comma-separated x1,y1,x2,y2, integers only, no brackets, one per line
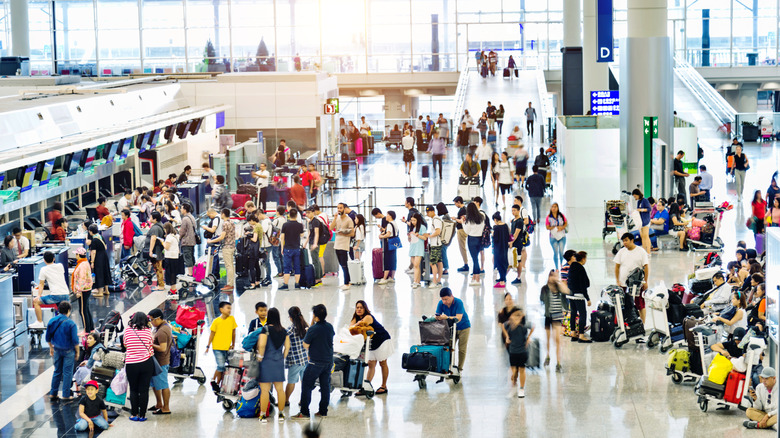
324,103,337,115
596,0,614,62
643,116,658,194
590,90,619,115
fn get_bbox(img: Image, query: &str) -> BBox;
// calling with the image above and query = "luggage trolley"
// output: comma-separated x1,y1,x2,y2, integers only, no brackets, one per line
169,321,208,385
604,272,647,348
331,331,375,399
694,326,766,413
216,350,250,410
402,319,461,389
643,285,682,352
686,204,730,253
174,245,219,299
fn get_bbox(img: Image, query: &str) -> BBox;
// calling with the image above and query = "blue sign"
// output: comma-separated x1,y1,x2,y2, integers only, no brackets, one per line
590,90,619,115
596,0,613,62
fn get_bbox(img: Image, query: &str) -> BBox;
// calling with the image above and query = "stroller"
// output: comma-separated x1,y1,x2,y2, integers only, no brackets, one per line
174,245,219,299
119,251,153,287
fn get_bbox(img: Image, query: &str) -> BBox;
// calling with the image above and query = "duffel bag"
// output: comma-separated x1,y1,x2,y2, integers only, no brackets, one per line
402,352,437,372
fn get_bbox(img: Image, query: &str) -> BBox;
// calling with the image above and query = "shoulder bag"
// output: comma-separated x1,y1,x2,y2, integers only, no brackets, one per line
386,223,402,251
133,329,163,376
188,216,202,245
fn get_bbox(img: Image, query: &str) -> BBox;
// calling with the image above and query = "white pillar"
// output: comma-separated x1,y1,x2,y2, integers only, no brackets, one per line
563,0,582,47
582,0,609,114
9,0,30,57
619,0,673,194
737,83,759,113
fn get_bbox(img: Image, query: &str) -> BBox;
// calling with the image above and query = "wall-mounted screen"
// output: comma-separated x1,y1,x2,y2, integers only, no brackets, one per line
83,148,97,171
188,118,204,135
176,121,193,139
20,164,37,192
135,132,151,152
119,137,132,159
149,129,161,149
163,125,175,141
39,159,55,185
105,140,120,163
68,150,83,176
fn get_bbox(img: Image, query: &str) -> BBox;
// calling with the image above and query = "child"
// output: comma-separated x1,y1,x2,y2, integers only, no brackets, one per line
74,380,111,436
503,307,534,398
206,302,237,393
248,301,268,333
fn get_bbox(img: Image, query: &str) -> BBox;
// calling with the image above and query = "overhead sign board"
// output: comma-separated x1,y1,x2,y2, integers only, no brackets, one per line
596,0,614,62
590,90,619,115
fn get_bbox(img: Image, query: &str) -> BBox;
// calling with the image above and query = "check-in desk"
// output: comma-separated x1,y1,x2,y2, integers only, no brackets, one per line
15,256,44,294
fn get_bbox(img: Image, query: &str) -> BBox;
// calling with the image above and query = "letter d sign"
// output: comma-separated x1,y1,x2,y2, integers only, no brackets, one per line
596,0,614,63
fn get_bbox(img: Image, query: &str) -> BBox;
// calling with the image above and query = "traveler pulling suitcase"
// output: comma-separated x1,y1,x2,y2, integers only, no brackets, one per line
348,260,366,285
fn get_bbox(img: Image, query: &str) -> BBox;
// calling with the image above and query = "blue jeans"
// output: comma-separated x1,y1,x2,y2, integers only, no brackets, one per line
74,416,109,432
120,246,131,261
282,248,301,275
442,242,450,270
210,246,221,278
530,197,543,223
467,236,482,275
41,294,69,305
300,361,332,416
51,348,75,398
286,363,306,384
550,236,566,270
271,246,283,274
213,349,228,372
262,249,272,281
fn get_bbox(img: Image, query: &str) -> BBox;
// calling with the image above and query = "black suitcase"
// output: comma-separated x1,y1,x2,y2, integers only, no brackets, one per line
624,318,645,338
689,278,713,295
341,153,350,174
697,376,726,398
684,303,705,319
590,310,615,342
422,165,430,179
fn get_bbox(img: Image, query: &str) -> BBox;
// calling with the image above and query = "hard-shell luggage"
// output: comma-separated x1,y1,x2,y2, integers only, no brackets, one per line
526,338,541,368
487,130,497,143
724,371,747,404
422,165,430,179
333,353,365,389
231,194,251,210
341,153,350,174
372,248,384,280
300,265,315,288
347,260,366,285
355,138,364,155
590,310,615,342
408,345,450,374
755,233,765,254
697,375,726,398
666,349,690,374
503,68,510,78
707,354,733,384
469,131,480,146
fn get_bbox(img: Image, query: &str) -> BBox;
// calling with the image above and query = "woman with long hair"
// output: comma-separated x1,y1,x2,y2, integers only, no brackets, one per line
408,213,428,289
545,202,568,270
768,197,780,228
162,222,183,294
669,202,689,250
566,252,592,343
632,189,652,253
164,201,181,226
497,293,516,350
495,152,514,207
750,190,767,235
284,306,309,405
88,224,111,298
353,214,366,260
349,301,393,395
256,307,290,423
71,247,94,332
714,292,748,337
490,151,501,200
123,312,155,421
73,332,105,391
540,269,570,371
460,202,485,286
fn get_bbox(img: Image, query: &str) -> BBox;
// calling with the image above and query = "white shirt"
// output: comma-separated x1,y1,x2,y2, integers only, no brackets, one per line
203,169,217,186
255,170,270,189
462,114,475,128
354,225,365,242
402,136,414,151
164,235,180,259
428,216,443,246
167,210,182,226
360,122,371,135
497,161,513,184
475,144,492,161
612,246,649,287
13,236,29,257
463,220,485,237
117,196,131,212
39,263,69,296
414,119,424,131
698,171,713,191
259,217,273,248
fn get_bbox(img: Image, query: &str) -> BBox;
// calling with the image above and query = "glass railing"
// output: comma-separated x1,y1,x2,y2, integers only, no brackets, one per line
674,55,736,131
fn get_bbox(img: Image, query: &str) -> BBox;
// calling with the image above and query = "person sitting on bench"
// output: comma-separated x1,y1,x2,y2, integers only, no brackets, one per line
29,251,70,329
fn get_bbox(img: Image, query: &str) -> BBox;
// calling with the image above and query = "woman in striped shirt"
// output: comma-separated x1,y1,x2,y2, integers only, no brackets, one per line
540,269,570,373
123,312,155,422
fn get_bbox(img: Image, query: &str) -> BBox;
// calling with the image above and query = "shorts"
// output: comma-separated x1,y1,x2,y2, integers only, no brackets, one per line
544,316,561,328
151,364,169,390
286,363,306,384
430,246,443,264
282,248,301,275
499,183,512,195
40,294,69,305
318,244,327,258
357,240,365,252
509,352,528,368
182,246,195,267
213,349,228,373
634,296,646,311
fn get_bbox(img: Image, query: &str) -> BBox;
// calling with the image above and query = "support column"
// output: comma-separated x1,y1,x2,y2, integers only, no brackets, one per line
384,92,413,121
737,83,759,113
619,0,673,194
582,0,609,114
9,0,30,57
561,0,583,115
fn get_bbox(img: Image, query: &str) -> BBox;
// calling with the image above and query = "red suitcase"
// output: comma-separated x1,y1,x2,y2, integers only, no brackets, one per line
231,194,251,210
682,290,695,305
724,371,747,404
372,248,384,280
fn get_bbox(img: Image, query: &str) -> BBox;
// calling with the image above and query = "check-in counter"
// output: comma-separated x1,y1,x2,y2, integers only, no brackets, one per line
0,274,14,336
15,256,45,294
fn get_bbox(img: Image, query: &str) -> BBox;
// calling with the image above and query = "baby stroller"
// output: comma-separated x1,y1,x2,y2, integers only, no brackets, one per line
174,246,219,299
119,251,153,287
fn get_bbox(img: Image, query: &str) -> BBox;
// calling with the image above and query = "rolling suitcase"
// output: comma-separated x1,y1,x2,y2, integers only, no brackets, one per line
755,233,764,254
469,131,480,146
341,153,350,174
372,248,384,280
526,338,541,368
590,310,615,342
724,371,747,404
487,130,497,143
503,68,510,78
421,165,430,179
408,345,450,374
347,260,366,285
355,138,364,155
231,194,251,210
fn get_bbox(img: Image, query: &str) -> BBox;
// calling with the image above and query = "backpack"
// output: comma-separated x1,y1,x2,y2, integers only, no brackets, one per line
98,310,123,333
480,212,492,248
268,218,282,246
242,327,264,351
317,219,331,245
440,219,455,246
235,394,262,418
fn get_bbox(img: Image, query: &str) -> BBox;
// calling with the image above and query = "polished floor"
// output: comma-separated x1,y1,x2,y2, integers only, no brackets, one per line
0,73,777,437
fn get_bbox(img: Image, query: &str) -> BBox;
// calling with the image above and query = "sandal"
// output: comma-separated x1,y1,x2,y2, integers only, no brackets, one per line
375,387,388,395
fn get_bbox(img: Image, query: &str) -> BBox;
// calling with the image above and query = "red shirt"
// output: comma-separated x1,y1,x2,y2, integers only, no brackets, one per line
121,219,135,248
300,171,313,188
752,200,767,219
48,210,63,234
53,226,67,241
96,205,110,219
290,184,307,208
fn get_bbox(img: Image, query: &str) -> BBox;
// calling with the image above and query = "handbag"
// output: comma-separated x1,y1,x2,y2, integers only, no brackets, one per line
103,351,126,369
132,329,163,376
386,223,402,250
176,305,206,329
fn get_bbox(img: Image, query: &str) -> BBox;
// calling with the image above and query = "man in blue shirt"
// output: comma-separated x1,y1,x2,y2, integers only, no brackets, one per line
293,304,335,419
45,301,80,401
435,288,471,375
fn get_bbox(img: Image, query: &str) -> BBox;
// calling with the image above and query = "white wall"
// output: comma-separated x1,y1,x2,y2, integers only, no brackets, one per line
560,124,621,209
674,126,698,167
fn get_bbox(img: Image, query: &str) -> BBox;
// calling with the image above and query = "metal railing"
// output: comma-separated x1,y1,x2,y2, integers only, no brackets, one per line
674,55,736,130
451,55,472,128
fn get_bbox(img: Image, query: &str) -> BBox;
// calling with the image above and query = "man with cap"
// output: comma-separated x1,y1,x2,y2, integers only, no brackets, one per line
148,308,173,415
75,380,111,434
745,366,777,429
434,288,471,375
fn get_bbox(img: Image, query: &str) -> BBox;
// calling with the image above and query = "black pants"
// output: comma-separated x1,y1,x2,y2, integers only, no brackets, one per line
432,154,444,178
480,160,489,185
336,249,350,285
497,120,504,134
258,187,268,212
569,299,587,334
415,130,423,147
247,256,261,284
527,120,534,137
78,290,93,333
126,358,154,418
674,176,686,198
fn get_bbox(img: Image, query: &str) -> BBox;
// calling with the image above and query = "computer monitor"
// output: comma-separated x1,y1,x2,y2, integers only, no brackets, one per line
38,159,55,186
105,140,120,163
83,148,97,171
20,164,37,192
119,137,132,159
176,121,193,139
188,118,204,135
68,150,83,176
163,125,176,141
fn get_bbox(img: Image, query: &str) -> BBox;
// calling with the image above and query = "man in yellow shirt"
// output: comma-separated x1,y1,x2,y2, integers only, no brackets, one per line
205,302,237,392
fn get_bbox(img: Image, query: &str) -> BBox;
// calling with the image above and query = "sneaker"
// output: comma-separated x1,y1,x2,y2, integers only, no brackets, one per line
493,283,504,289
517,387,525,398
377,279,388,285
260,415,268,423
278,413,285,422
457,265,470,272
314,412,327,417
340,284,350,291
28,321,45,329
442,270,449,276
405,269,414,274
210,381,220,393
260,280,272,287
293,284,300,289
428,282,441,289
744,421,759,429
278,284,289,290
469,280,481,286
275,273,284,278
291,412,308,419
412,283,420,289
387,278,395,283
543,357,550,367
511,278,522,285
313,282,323,288
556,363,563,373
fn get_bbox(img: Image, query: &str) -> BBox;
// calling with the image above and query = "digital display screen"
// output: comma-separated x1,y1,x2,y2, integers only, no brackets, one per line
149,130,161,149
120,137,132,159
136,132,152,152
105,141,120,163
83,148,97,171
39,159,55,185
68,151,82,176
0,175,5,189
20,164,37,192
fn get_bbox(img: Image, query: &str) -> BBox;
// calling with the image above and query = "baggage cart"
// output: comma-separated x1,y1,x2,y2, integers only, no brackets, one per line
403,319,460,389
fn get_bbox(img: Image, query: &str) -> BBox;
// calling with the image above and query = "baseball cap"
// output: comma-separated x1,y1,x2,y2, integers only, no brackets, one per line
148,308,164,319
75,247,87,257
425,206,435,212
84,380,99,389
761,367,776,379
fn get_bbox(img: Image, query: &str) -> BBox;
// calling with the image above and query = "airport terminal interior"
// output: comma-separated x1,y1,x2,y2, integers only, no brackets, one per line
0,0,778,436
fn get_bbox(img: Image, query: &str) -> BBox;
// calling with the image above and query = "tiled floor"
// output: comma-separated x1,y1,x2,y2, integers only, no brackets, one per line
0,73,777,437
